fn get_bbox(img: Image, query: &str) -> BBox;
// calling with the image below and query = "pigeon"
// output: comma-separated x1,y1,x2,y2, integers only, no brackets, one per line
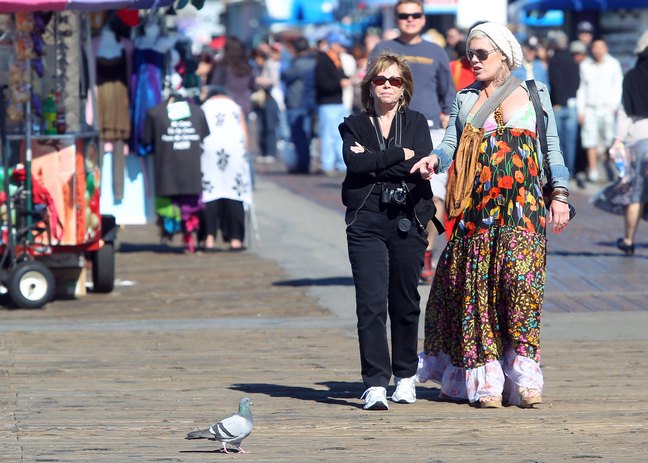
185,397,254,454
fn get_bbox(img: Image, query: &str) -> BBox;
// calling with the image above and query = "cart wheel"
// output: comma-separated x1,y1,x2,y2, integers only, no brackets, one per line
7,261,55,309
92,242,115,293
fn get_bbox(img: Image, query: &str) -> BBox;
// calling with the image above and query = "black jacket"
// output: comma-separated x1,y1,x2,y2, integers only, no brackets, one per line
315,51,344,105
623,50,648,118
548,50,580,107
283,52,317,111
339,108,435,226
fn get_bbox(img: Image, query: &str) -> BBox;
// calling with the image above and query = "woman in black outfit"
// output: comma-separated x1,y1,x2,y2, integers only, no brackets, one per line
339,52,438,410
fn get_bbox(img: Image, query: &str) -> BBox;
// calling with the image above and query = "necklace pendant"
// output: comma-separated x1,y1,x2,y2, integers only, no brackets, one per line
494,105,505,135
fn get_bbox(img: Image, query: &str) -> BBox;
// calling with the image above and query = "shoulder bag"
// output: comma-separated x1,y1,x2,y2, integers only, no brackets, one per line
526,79,576,221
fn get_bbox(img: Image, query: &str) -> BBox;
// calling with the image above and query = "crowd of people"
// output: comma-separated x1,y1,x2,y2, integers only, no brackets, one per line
187,1,642,262
190,9,630,188
181,0,647,410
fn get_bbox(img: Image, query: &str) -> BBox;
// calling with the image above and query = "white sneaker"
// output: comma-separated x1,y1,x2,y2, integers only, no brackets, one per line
361,386,389,410
392,376,416,404
587,168,600,182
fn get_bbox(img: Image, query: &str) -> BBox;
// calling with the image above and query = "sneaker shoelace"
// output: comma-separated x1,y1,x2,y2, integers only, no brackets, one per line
361,387,385,402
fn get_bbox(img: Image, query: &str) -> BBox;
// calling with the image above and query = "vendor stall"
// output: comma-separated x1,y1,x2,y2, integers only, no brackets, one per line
0,0,174,308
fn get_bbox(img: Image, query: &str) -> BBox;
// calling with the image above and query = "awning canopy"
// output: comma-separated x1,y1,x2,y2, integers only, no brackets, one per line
0,0,174,13
358,0,459,12
263,0,335,26
519,0,648,10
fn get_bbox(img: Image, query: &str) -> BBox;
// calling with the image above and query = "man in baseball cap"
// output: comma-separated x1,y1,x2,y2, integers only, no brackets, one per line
577,21,594,47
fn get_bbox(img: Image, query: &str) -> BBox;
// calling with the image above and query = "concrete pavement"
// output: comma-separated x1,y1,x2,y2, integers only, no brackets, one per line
1,174,647,462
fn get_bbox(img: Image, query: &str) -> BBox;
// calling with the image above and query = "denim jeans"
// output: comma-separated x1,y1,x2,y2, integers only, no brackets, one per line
554,106,579,176
256,94,279,158
286,108,313,173
318,103,347,172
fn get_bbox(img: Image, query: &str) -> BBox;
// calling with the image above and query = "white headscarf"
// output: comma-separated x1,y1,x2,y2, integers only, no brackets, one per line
467,22,523,70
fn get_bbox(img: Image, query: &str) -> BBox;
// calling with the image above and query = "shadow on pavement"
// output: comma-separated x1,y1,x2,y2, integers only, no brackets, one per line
230,381,443,406
596,240,648,249
118,242,185,254
549,247,648,259
230,381,364,407
273,277,354,287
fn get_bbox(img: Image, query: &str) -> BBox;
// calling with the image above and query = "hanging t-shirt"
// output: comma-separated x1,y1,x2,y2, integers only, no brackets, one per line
143,99,210,197
200,96,252,206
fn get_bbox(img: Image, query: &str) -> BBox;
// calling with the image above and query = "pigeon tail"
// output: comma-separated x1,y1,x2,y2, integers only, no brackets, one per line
185,429,213,440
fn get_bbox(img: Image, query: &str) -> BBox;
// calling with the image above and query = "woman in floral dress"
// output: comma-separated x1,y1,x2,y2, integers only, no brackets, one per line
410,23,571,408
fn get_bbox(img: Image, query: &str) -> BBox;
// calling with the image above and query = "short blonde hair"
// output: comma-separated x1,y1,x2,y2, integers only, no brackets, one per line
394,0,424,14
361,51,414,114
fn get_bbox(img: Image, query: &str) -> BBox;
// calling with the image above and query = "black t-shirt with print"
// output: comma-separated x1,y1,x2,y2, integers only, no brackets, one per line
143,99,210,197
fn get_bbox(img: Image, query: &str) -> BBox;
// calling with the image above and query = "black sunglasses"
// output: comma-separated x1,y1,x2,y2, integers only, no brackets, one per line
397,12,423,20
372,75,404,88
466,48,499,61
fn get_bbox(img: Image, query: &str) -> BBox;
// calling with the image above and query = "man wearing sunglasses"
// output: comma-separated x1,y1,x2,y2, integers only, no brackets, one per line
371,0,454,132
370,0,456,284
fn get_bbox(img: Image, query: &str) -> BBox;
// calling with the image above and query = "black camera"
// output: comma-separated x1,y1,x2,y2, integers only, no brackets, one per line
381,184,408,206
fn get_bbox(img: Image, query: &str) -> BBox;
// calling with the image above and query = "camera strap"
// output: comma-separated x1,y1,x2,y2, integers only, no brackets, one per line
371,111,402,151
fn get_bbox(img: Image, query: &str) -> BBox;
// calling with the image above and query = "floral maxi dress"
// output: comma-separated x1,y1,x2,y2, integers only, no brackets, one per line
417,103,547,405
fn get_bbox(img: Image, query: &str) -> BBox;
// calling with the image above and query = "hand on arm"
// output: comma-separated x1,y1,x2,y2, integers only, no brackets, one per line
547,199,570,233
403,148,415,160
350,142,366,154
409,154,439,180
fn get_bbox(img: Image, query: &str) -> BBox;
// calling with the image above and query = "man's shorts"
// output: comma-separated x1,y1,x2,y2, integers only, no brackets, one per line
430,128,448,200
581,107,616,149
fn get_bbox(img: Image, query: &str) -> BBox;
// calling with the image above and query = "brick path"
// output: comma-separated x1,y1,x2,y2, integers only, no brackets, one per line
1,172,647,462
259,166,648,313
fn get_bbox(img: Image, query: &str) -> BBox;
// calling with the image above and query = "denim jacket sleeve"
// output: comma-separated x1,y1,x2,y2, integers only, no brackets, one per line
525,80,570,190
430,86,480,173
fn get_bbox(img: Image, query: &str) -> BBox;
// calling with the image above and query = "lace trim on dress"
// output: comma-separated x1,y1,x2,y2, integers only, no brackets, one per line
416,346,543,405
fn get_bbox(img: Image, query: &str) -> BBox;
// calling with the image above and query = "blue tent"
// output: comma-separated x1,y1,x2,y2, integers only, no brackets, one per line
264,0,335,25
519,0,648,10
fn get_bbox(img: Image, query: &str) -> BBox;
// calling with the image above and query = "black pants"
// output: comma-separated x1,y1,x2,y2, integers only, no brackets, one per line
199,199,245,242
347,207,427,388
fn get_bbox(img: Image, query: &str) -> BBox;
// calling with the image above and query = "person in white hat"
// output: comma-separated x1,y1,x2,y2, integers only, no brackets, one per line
410,22,570,409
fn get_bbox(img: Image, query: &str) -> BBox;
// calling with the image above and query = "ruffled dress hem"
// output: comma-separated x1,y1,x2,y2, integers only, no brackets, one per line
415,348,543,406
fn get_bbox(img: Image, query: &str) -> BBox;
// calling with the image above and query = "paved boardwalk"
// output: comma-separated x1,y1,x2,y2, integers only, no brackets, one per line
1,175,648,462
